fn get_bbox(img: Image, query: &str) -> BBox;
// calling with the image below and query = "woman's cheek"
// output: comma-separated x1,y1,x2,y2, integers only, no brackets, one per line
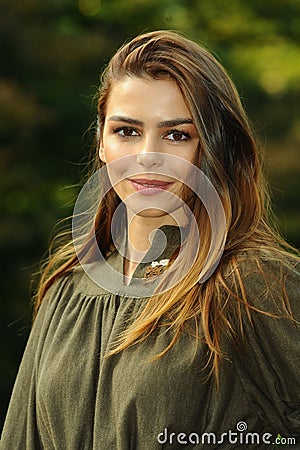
104,142,134,162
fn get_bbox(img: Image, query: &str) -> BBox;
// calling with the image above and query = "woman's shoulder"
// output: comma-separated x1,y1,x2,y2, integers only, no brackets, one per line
35,264,111,320
242,249,298,285
240,249,299,282
46,263,115,301
234,248,299,273
224,249,300,318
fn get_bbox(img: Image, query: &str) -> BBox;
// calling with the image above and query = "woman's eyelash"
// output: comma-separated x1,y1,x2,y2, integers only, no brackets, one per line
112,126,191,140
166,129,191,140
112,126,138,136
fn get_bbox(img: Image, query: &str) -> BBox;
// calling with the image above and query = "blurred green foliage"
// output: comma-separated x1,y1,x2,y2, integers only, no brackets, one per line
1,0,299,428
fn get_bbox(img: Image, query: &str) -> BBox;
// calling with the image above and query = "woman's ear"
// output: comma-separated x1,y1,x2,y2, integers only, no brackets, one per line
99,144,106,162
97,117,106,162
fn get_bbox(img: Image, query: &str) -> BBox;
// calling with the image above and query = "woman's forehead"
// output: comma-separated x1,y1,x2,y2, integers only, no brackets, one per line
105,77,193,123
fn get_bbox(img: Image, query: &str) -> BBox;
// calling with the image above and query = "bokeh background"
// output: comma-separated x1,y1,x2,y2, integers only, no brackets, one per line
1,0,299,428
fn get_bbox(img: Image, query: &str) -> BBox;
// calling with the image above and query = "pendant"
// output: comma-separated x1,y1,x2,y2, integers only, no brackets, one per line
142,259,169,284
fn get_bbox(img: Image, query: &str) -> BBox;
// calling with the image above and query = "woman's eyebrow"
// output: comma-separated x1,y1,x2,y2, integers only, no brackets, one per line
157,118,194,127
108,115,143,126
108,116,194,128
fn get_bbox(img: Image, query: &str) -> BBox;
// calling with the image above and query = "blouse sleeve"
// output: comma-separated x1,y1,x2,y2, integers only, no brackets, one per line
235,258,300,439
0,274,70,449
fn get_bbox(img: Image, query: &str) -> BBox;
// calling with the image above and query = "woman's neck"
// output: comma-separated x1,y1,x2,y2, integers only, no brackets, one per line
126,214,174,259
123,207,187,282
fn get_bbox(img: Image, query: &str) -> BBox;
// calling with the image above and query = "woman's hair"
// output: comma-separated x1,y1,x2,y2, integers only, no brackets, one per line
34,30,299,383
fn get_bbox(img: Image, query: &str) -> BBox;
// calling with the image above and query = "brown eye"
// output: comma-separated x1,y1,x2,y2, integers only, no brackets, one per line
113,126,139,137
172,131,184,141
164,130,191,141
123,128,135,137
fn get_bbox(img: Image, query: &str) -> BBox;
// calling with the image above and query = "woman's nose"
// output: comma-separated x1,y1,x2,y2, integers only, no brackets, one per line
135,137,164,168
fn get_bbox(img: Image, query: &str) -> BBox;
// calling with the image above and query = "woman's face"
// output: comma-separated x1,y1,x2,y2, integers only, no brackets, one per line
100,77,199,219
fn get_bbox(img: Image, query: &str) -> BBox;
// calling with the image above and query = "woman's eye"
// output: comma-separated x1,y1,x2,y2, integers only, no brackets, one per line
164,130,191,142
113,127,139,137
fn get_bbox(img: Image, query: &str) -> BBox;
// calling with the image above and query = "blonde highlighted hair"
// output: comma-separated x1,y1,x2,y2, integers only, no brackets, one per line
34,31,299,383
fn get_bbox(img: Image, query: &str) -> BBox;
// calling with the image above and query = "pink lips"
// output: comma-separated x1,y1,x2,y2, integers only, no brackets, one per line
129,178,173,196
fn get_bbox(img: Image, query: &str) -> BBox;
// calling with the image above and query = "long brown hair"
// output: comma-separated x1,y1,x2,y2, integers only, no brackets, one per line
34,30,299,382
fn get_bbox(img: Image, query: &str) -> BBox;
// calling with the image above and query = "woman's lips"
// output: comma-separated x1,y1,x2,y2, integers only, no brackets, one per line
128,178,174,196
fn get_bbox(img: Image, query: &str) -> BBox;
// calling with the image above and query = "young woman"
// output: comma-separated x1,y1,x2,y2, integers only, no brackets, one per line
1,30,299,449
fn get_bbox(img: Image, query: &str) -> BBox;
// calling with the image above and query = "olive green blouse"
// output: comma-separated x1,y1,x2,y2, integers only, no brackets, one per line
1,227,300,449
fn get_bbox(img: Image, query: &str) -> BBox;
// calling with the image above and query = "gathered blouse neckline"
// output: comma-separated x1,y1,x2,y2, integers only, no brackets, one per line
75,224,183,298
